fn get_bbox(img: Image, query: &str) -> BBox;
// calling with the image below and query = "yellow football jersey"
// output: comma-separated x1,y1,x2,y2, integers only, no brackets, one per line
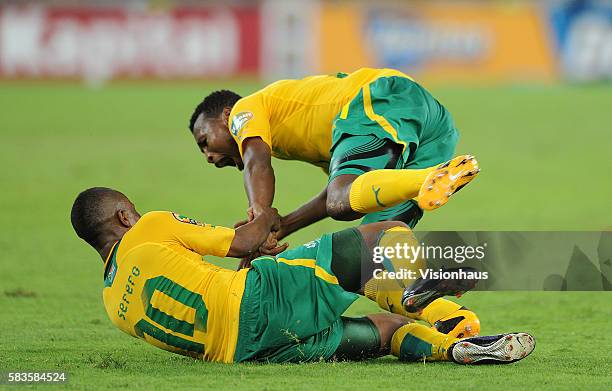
101,211,248,363
228,68,411,169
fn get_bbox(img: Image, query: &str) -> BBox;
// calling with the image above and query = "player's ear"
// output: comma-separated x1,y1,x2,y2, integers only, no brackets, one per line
116,209,133,228
222,107,232,126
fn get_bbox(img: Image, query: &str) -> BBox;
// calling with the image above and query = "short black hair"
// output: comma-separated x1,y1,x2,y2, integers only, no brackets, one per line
188,90,242,132
70,187,122,248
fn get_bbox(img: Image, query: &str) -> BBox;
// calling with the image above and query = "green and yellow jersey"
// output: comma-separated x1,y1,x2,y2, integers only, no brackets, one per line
228,67,413,169
102,211,247,363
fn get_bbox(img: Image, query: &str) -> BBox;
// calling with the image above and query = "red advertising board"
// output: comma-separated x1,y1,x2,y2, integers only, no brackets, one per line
0,5,260,79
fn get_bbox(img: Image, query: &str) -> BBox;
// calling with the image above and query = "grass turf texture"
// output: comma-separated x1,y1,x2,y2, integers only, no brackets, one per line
1,81,611,390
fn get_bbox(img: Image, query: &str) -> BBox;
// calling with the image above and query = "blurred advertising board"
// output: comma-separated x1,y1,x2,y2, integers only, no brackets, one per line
317,1,558,83
1,1,610,83
0,4,260,81
549,0,612,81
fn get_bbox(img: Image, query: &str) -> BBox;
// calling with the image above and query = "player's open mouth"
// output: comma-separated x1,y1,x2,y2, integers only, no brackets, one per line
214,157,236,168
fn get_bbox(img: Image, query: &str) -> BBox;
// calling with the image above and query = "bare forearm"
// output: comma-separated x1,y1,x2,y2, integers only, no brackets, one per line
279,187,329,239
244,160,275,207
242,137,275,208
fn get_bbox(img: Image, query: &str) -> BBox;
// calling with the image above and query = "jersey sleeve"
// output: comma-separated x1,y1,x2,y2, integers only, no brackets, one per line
143,211,236,257
228,94,272,157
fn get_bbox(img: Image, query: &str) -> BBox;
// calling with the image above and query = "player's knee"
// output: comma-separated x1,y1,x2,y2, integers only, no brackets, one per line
326,200,350,220
326,195,355,221
366,314,412,351
326,175,361,221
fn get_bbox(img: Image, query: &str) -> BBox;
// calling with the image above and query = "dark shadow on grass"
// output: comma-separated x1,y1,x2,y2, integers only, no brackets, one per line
4,288,37,298
225,355,461,368
85,353,127,369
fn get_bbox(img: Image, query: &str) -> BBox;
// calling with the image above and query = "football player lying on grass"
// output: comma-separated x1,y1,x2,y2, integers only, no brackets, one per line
70,187,535,364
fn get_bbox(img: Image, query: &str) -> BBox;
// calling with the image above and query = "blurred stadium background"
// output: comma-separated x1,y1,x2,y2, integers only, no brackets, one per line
1,0,611,389
2,0,611,83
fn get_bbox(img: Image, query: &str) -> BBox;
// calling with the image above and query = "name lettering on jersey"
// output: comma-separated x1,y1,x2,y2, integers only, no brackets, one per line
171,212,204,227
230,111,254,137
117,266,140,321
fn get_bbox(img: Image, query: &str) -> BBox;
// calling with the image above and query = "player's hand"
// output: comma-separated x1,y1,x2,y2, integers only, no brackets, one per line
275,216,290,241
258,232,289,256
250,204,282,231
237,252,257,270
233,207,255,228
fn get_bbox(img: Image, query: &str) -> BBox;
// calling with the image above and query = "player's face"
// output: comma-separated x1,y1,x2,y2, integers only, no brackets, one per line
192,113,244,170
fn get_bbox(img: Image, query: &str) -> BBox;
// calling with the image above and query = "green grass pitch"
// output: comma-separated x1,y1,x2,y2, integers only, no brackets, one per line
0,81,611,390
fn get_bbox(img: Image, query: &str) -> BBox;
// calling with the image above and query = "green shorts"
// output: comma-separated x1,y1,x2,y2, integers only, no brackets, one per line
330,75,459,172
233,234,359,363
328,76,459,227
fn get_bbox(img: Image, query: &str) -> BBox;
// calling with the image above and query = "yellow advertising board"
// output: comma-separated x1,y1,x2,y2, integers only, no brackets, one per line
318,1,557,82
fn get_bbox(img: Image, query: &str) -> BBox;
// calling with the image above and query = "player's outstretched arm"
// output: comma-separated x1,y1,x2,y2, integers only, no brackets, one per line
227,205,281,258
242,137,275,211
276,187,329,240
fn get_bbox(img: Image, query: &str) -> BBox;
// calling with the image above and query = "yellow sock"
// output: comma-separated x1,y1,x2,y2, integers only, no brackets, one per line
365,280,466,325
349,167,436,213
391,323,458,362
364,277,413,317
363,226,426,320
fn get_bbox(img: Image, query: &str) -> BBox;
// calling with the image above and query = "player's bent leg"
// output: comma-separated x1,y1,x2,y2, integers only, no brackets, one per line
365,277,480,338
327,168,435,219
326,174,364,221
326,134,407,220
328,156,480,219
358,224,477,318
328,222,480,338
391,323,535,364
347,167,435,214
349,154,480,214
360,212,480,338
329,221,407,293
364,313,412,353
332,314,411,361
364,221,478,314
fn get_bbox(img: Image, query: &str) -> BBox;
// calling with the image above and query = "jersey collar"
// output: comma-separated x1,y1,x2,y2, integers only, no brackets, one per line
103,241,120,280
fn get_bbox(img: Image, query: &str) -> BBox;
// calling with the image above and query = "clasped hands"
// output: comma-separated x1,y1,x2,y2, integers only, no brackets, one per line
234,204,288,270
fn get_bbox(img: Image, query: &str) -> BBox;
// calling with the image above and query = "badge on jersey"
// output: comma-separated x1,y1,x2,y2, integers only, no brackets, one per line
172,212,205,227
230,111,253,137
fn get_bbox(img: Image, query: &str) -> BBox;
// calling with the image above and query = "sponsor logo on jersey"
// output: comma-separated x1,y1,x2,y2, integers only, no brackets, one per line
230,111,254,137
106,263,117,286
104,243,120,288
172,212,204,226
